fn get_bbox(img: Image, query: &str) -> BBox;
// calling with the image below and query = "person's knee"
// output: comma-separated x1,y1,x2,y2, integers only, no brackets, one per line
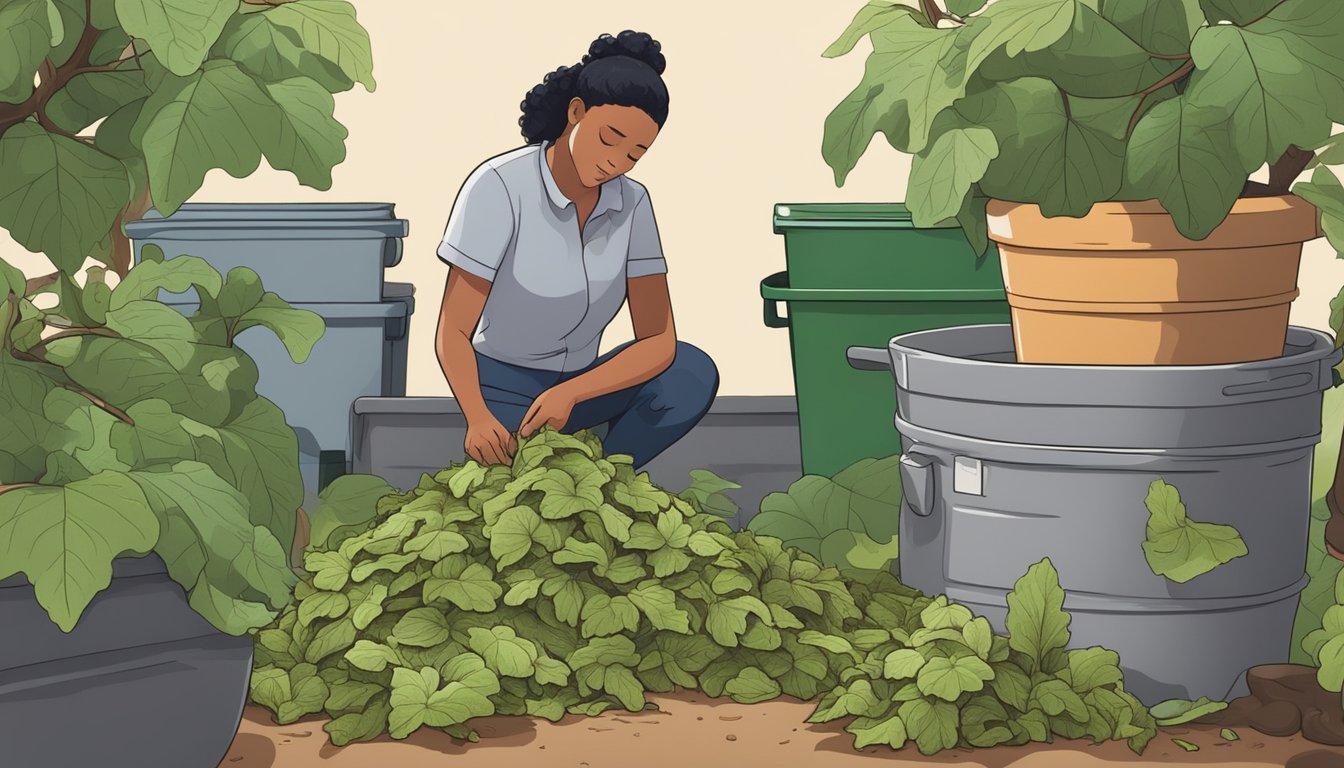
665,341,718,409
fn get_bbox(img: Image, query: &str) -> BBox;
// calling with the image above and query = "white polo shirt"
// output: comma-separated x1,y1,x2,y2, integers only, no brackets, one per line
437,141,668,372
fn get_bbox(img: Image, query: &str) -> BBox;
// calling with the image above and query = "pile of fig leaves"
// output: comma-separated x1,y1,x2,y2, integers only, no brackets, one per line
249,427,1156,755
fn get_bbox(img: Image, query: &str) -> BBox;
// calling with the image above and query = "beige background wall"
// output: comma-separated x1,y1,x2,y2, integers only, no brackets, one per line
5,0,1343,396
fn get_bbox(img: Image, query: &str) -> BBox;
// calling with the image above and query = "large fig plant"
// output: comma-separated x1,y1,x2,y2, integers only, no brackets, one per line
0,0,372,635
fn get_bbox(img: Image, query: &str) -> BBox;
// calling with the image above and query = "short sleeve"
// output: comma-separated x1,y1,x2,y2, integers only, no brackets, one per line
437,165,515,281
625,190,668,279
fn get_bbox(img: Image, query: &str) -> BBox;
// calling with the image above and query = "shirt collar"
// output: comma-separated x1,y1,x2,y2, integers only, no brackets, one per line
537,140,624,218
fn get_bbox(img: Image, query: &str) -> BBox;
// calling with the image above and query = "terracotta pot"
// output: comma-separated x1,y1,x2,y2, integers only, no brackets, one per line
985,196,1320,365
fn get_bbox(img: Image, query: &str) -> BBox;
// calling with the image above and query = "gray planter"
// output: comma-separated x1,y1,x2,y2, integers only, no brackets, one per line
849,324,1341,705
350,395,802,527
0,555,253,768
124,202,409,304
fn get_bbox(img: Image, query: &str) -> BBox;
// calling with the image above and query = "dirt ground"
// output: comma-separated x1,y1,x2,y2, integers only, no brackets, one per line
221,691,1344,768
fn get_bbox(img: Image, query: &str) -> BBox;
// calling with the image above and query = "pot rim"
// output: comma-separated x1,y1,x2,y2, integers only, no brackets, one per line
984,194,1322,251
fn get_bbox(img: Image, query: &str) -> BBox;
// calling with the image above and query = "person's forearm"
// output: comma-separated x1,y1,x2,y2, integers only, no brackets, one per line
561,333,675,402
436,328,494,423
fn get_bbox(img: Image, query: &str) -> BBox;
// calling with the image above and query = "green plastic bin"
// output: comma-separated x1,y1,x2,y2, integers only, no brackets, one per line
773,203,1005,290
764,203,1010,477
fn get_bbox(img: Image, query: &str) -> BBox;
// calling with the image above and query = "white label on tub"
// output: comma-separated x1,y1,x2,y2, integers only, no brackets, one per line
954,457,983,496
986,214,1012,239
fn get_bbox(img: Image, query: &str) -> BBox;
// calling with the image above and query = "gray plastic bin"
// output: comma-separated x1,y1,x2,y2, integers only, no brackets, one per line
124,203,409,303
0,555,252,768
167,283,415,497
848,324,1340,705
350,396,801,527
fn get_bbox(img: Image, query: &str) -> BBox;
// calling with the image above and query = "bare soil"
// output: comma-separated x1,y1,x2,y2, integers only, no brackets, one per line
221,691,1344,768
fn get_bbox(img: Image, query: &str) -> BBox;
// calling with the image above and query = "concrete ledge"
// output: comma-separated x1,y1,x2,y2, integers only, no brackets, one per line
351,396,801,526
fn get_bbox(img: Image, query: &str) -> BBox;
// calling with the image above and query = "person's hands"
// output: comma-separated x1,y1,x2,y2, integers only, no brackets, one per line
464,413,518,466
519,384,579,437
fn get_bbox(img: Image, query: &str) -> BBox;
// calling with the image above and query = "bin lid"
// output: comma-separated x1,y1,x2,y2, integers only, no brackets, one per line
125,203,409,238
773,203,956,234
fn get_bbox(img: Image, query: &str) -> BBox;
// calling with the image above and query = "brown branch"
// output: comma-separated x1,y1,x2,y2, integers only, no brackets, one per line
63,383,134,425
0,5,100,137
920,0,946,26
33,327,120,346
1268,146,1314,195
1125,60,1196,139
23,272,59,296
0,482,41,495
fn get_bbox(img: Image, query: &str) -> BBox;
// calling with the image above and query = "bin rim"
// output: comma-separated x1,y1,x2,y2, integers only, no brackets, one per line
772,202,960,233
164,297,411,321
760,271,1007,303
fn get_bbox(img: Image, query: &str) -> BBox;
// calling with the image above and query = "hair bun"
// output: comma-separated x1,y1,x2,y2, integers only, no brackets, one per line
584,30,665,75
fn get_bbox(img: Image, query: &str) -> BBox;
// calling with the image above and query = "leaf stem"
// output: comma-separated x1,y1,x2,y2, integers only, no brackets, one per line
63,383,135,425
1125,60,1196,139
0,482,41,495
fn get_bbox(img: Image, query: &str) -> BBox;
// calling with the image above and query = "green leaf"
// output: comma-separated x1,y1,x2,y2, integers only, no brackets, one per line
724,666,782,704
1199,0,1282,25
491,505,556,569
1103,1,1203,57
344,639,399,672
235,292,326,364
962,0,1077,73
822,14,968,185
467,626,538,678
392,608,451,648
1318,634,1344,692
304,617,356,664
822,1,923,58
114,0,235,76
0,123,131,275
0,0,52,103
1149,696,1229,726
580,593,640,638
135,462,298,624
0,473,159,632
920,596,974,631
1030,678,1090,722
916,655,995,701
297,590,348,626
228,0,375,91
1125,95,1246,241
308,474,392,551
1141,479,1248,583
706,595,773,647
133,59,344,216
946,0,987,14
111,255,222,309
325,694,391,746
960,78,1134,218
883,648,927,680
1293,167,1344,255
388,662,497,739
908,126,998,227
847,713,910,749
962,695,1015,748
1004,557,1071,675
423,560,501,613
347,579,387,630
1221,727,1240,741
1187,16,1336,175
304,549,351,591
1062,646,1124,693
1172,737,1200,752
899,698,960,756
809,679,883,721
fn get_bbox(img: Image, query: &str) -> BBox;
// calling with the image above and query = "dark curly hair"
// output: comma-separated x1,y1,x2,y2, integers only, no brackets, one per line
519,30,670,145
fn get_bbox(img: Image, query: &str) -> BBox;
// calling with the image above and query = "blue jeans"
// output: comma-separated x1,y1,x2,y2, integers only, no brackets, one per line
475,340,719,469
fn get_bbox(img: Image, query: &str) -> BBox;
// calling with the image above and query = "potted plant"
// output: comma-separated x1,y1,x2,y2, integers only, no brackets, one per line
822,0,1342,366
0,0,371,764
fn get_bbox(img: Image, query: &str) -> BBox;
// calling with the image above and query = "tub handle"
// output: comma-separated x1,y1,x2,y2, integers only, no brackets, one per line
900,452,936,518
847,346,890,372
763,295,789,329
1221,371,1316,399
